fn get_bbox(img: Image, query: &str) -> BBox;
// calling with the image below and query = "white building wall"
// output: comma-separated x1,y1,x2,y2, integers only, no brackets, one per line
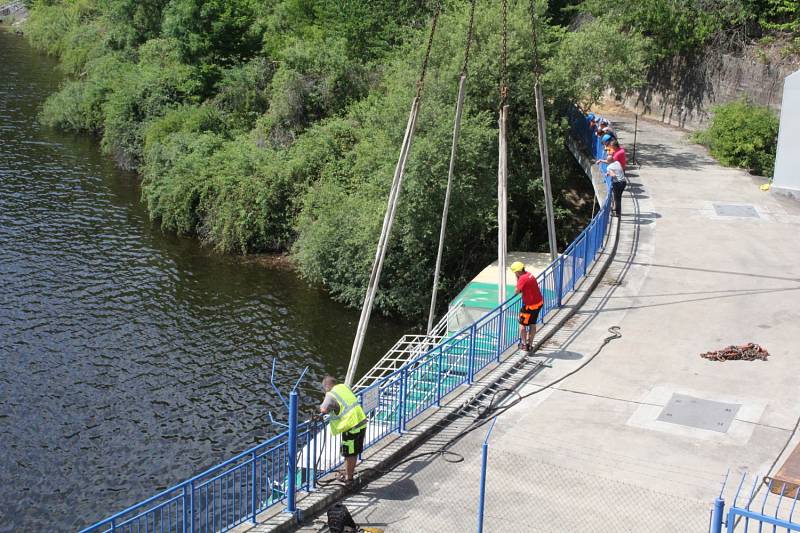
773,70,800,198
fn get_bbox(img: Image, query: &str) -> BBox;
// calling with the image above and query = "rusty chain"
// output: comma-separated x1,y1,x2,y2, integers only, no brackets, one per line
416,0,442,98
531,2,542,80
499,0,509,106
700,343,770,362
461,0,478,75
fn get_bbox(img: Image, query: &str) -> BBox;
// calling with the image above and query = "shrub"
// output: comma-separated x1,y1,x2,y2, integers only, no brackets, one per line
695,101,779,176
39,54,131,132
100,39,202,169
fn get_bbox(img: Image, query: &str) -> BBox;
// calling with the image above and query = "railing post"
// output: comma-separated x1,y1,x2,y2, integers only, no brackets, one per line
496,308,503,362
571,247,577,291
182,483,189,532
710,497,725,533
111,519,116,533
251,451,257,524
398,368,407,433
436,347,443,406
495,310,503,360
585,230,591,270
286,390,299,520
188,480,194,533
467,326,476,383
556,256,564,307
310,421,318,490
304,425,312,491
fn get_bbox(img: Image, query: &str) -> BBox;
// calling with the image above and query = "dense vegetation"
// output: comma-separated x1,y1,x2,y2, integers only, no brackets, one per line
25,0,647,319
694,101,780,177
574,0,800,58
27,0,793,319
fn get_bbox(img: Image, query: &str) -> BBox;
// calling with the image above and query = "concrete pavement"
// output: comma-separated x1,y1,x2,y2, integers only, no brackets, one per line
298,111,800,531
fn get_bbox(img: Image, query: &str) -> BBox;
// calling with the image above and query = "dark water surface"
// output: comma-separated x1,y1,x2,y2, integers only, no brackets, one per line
0,30,407,532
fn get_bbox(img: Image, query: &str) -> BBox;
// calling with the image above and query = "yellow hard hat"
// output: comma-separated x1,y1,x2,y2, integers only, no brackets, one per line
510,261,525,273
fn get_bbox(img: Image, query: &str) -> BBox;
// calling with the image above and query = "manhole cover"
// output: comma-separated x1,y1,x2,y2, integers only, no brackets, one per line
713,203,759,218
657,393,740,433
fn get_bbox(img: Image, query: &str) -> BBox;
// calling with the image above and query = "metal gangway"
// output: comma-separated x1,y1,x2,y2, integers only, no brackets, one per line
353,302,464,391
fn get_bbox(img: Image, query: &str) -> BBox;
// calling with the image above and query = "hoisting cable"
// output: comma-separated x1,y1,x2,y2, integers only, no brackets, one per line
426,0,478,334
497,0,510,306
345,1,442,387
531,2,559,262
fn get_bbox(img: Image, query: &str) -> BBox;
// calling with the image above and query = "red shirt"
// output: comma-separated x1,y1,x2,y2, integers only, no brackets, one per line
516,272,543,308
612,147,627,170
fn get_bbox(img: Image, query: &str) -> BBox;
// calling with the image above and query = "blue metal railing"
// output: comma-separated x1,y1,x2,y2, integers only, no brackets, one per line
710,472,800,532
78,110,610,533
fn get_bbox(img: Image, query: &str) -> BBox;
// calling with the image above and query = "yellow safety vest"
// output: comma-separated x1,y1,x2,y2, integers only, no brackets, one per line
328,384,367,436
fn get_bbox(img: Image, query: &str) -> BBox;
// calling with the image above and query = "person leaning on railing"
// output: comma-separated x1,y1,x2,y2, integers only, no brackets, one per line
605,160,627,217
511,261,544,353
319,376,367,487
595,139,627,170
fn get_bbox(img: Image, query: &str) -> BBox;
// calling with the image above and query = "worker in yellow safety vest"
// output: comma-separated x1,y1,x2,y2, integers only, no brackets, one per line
319,375,367,485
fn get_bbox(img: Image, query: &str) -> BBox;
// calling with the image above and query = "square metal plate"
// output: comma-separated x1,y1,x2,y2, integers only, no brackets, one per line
713,203,759,218
657,393,740,433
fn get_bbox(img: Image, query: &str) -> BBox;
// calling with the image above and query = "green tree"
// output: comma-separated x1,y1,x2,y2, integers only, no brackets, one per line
544,19,647,108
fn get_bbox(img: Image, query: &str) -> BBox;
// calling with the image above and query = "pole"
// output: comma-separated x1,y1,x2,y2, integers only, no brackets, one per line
632,113,638,166
477,440,489,533
534,82,558,262
345,97,421,387
498,105,508,306
477,418,497,533
286,391,298,519
710,497,725,533
427,74,467,333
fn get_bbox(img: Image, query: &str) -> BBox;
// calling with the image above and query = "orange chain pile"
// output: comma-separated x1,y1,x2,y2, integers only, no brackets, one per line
700,343,770,362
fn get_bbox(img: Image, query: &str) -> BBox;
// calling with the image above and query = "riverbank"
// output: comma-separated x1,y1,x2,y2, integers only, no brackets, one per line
0,1,27,30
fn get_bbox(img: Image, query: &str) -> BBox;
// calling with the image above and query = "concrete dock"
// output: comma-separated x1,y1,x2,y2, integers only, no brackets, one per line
296,111,800,531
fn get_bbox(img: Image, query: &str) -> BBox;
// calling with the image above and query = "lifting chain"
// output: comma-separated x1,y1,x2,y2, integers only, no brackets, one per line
531,2,542,80
700,343,770,362
499,0,509,106
461,0,478,75
416,0,442,98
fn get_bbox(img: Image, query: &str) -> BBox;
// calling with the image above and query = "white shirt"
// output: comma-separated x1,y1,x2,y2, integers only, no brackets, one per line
606,161,625,183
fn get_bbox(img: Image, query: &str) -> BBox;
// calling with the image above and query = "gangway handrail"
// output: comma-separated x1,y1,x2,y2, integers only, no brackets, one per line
353,301,464,391
77,109,611,533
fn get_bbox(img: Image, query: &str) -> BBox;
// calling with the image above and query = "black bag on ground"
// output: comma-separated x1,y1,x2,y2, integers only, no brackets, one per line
327,503,357,533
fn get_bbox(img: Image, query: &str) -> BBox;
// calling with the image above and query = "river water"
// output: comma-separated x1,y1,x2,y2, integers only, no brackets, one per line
0,30,407,532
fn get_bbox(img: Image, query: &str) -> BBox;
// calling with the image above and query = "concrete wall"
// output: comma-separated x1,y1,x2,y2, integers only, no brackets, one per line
772,70,800,199
619,43,800,131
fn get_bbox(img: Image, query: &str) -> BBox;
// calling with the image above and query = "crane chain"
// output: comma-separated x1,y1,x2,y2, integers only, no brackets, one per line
417,0,443,98
461,0,478,75
500,0,509,106
531,2,542,80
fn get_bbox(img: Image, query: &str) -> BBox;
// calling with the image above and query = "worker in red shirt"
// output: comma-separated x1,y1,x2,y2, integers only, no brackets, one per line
511,261,544,352
595,140,627,170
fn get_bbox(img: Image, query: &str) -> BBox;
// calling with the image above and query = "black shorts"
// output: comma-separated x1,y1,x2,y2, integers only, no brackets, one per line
519,305,541,326
340,426,366,458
